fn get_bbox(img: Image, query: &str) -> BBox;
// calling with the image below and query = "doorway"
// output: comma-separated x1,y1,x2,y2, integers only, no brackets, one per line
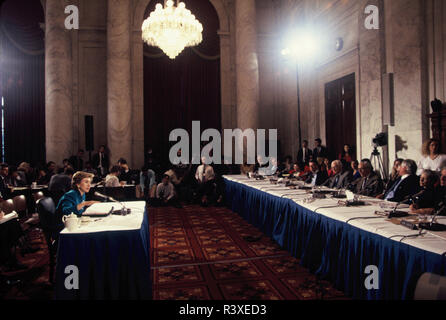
325,73,356,161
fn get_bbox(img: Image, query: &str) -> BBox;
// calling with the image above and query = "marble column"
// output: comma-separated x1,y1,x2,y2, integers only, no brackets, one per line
107,0,132,165
235,0,260,163
45,0,73,164
235,0,259,131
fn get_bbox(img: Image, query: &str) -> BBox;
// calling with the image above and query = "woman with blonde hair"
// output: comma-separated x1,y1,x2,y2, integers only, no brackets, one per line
56,171,100,216
416,138,446,175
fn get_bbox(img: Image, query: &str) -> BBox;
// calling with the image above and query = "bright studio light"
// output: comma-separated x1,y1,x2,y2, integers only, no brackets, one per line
281,28,321,62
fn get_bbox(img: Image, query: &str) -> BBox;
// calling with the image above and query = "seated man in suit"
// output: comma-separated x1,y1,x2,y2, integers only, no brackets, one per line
383,159,420,202
348,159,384,197
305,160,328,186
322,160,352,189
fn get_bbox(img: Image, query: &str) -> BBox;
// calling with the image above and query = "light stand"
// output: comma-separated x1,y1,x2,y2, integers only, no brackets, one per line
370,145,387,181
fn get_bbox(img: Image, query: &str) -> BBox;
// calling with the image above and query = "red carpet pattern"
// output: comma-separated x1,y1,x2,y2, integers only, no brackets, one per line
150,205,346,300
1,205,347,300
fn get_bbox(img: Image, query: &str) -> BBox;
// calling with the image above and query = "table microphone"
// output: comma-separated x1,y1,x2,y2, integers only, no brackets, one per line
388,194,414,218
94,192,130,215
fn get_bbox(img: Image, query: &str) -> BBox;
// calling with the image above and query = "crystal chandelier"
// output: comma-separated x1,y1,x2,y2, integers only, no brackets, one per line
142,0,203,59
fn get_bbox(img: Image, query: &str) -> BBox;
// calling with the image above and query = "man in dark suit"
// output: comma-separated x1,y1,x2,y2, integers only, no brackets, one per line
69,149,84,171
297,140,313,169
322,160,352,189
349,159,384,197
313,138,328,165
384,159,420,202
92,145,110,177
305,160,328,186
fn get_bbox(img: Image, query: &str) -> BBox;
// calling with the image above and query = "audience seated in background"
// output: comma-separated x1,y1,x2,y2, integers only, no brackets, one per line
37,161,57,185
280,155,293,175
68,149,84,171
322,160,352,189
383,159,420,202
17,162,33,185
322,158,334,178
416,138,446,175
105,166,125,187
305,161,328,187
339,144,354,168
351,160,361,181
83,161,98,176
117,158,138,184
49,166,75,204
62,159,70,169
7,166,26,187
154,174,181,208
348,159,383,197
313,138,329,165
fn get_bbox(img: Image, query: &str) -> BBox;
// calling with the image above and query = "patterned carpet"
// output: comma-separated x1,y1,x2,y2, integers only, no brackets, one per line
0,205,347,300
150,205,347,300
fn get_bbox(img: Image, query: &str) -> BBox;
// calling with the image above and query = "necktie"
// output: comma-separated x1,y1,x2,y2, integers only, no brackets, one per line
334,175,339,188
202,165,206,182
303,149,306,162
385,177,402,200
361,178,367,192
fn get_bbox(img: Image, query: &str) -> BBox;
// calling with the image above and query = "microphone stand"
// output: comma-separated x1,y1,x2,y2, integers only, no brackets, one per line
419,205,446,231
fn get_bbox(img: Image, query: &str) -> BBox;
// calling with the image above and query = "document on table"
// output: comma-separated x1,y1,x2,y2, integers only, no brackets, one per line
83,202,124,216
0,211,19,224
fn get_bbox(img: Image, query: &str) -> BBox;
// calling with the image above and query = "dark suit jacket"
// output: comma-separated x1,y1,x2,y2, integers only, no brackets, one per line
384,174,421,203
322,171,352,189
69,156,84,171
313,146,328,160
305,171,328,186
349,172,384,197
92,152,110,175
297,148,313,166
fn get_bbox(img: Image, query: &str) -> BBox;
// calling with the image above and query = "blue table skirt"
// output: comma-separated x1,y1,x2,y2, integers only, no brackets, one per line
55,209,151,300
225,179,446,300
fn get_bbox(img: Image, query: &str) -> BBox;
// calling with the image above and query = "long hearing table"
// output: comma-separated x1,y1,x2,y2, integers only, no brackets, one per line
224,175,446,300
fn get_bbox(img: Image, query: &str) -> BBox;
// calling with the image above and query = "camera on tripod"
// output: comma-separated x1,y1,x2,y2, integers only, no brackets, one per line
370,132,388,180
372,132,388,148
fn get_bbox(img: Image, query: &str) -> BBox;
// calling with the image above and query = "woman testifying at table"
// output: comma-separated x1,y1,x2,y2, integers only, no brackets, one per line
56,171,100,216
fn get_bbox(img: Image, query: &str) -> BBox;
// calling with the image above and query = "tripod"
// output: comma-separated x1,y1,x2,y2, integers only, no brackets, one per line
370,146,387,181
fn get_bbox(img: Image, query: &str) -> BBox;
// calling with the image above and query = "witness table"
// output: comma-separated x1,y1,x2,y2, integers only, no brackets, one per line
55,201,151,300
224,175,446,300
